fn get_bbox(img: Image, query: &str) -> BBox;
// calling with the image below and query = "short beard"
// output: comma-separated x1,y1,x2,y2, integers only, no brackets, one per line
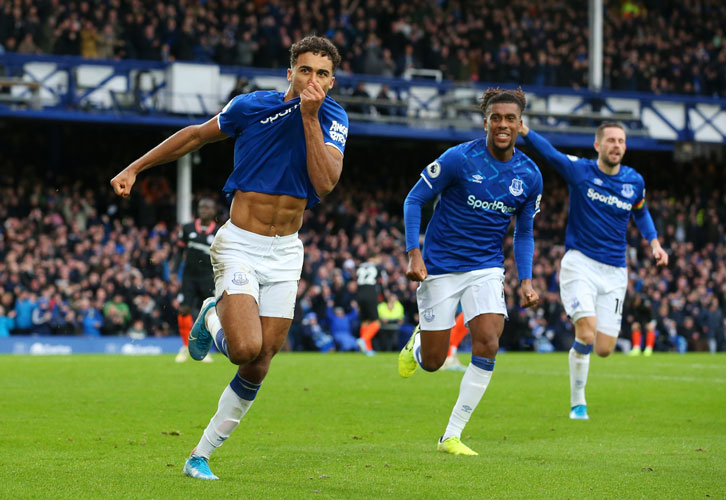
601,154,621,168
489,136,514,153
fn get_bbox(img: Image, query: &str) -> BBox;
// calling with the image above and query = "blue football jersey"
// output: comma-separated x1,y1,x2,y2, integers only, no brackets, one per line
523,130,657,267
218,91,349,209
404,139,543,277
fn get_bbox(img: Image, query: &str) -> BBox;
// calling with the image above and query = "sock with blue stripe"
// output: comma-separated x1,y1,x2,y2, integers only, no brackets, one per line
194,374,261,459
213,329,229,358
569,340,592,407
442,355,495,440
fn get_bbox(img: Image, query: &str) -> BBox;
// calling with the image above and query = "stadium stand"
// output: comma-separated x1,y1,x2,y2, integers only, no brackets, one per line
1,146,724,352
1,1,724,354
0,0,724,96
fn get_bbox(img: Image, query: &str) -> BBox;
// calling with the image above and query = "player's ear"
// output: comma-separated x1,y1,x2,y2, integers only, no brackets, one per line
287,68,292,82
329,76,335,89
593,140,600,153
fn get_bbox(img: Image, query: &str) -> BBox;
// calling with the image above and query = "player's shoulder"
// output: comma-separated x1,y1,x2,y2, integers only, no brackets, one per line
322,95,349,122
323,94,346,112
441,138,481,161
618,164,645,184
514,148,544,179
224,90,282,113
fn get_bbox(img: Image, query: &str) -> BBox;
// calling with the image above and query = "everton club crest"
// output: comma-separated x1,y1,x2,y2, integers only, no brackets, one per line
621,183,634,198
509,178,524,196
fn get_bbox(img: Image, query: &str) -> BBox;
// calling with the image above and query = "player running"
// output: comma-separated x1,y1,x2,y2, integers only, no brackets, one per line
110,36,348,479
399,88,542,455
174,197,218,363
520,122,668,420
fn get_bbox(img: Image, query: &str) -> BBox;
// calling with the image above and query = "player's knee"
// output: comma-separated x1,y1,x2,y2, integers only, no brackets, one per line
227,338,263,365
471,336,499,359
594,345,613,357
420,351,446,371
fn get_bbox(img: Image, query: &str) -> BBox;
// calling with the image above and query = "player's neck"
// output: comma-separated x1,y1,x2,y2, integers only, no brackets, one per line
597,160,620,176
486,139,514,162
283,85,295,102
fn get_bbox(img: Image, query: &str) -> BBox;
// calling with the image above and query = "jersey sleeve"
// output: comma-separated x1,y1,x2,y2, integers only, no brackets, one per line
512,168,543,281
320,99,349,156
218,94,253,137
403,148,461,251
523,129,582,184
631,179,658,242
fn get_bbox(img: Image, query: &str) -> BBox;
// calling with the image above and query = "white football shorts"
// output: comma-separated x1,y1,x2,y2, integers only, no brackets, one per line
559,249,627,337
210,221,303,319
416,267,507,331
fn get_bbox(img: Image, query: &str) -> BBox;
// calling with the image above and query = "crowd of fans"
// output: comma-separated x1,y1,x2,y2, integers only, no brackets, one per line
1,152,724,353
1,0,725,97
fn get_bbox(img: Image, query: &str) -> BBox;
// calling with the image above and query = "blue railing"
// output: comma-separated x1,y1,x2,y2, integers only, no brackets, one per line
1,52,725,149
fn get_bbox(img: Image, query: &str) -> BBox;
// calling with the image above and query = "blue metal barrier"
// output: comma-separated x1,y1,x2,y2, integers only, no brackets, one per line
2,52,725,149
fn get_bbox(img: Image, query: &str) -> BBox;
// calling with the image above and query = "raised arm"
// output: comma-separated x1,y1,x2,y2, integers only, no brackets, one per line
301,82,344,197
520,123,579,183
110,116,228,197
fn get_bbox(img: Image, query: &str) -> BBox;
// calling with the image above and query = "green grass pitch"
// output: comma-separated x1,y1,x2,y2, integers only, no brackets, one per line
1,352,724,499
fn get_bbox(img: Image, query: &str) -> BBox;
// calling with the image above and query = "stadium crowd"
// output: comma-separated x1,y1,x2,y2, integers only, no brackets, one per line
0,0,725,97
1,155,724,353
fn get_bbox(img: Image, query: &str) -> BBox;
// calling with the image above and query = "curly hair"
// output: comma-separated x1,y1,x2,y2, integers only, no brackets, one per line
290,35,342,71
479,87,527,115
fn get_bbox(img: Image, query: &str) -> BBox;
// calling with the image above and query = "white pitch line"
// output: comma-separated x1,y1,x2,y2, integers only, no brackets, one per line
516,369,726,384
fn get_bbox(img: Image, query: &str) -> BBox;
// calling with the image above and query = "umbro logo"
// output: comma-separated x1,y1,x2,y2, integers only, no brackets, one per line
593,178,604,186
470,174,483,183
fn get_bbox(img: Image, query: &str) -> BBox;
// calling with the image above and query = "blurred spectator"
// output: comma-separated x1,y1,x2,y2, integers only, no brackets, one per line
348,81,372,115
1,1,724,96
376,293,404,352
326,300,360,352
77,296,103,337
0,145,723,357
13,290,35,334
375,84,396,116
300,312,335,353
0,304,15,337
103,293,131,335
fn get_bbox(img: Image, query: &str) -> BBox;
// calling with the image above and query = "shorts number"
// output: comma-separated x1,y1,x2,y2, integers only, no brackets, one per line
614,298,624,315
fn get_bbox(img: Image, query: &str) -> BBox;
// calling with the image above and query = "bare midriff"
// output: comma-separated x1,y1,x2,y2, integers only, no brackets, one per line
230,190,307,237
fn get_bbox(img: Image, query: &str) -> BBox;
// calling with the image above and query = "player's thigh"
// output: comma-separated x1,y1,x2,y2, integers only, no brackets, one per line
216,292,262,347
416,275,463,331
459,270,507,324
259,315,293,356
420,327,452,358
594,271,627,338
417,293,459,333
258,280,298,321
559,252,598,323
